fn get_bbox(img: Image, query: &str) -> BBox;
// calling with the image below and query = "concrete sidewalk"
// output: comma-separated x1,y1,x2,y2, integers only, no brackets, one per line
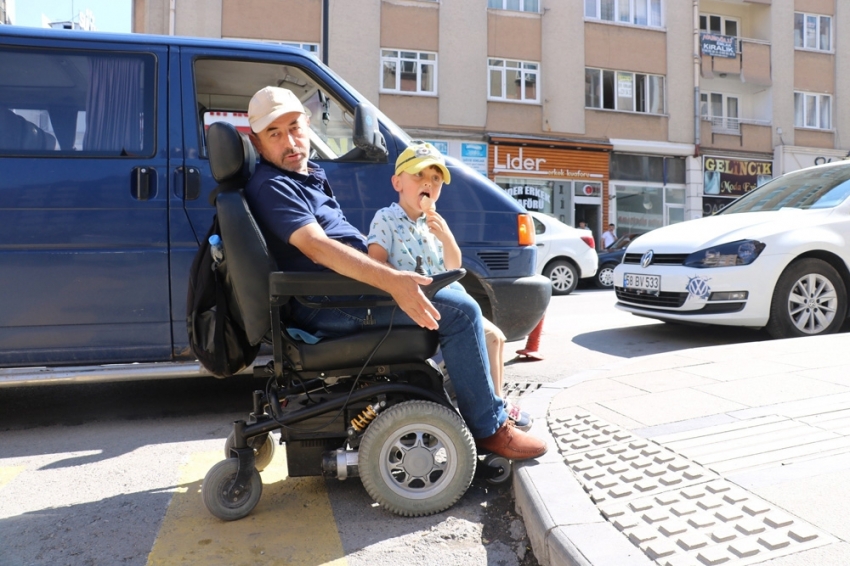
513,333,850,566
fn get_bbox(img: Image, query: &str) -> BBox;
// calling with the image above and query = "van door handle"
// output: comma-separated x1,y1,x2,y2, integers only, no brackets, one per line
131,166,155,201
184,167,200,200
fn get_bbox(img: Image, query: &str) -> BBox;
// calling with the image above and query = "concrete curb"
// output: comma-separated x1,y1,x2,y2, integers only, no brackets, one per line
512,374,653,566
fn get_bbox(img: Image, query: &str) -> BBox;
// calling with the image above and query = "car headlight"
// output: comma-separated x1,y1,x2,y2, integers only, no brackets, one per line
683,240,765,268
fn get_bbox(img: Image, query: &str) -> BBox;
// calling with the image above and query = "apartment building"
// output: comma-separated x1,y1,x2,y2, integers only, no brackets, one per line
133,0,850,239
1,0,14,25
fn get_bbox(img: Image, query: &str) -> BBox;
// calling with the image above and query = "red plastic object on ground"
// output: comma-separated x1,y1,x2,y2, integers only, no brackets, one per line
515,314,545,361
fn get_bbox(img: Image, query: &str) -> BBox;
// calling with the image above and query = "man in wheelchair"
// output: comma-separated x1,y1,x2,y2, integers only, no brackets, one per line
244,86,547,460
199,87,547,521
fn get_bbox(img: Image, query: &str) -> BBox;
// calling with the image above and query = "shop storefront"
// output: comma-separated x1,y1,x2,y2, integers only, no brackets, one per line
487,137,611,238
774,146,848,176
609,153,688,237
702,155,773,216
423,139,490,177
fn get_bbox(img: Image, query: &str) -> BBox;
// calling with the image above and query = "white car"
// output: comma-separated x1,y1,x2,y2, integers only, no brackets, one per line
530,212,598,295
613,161,850,338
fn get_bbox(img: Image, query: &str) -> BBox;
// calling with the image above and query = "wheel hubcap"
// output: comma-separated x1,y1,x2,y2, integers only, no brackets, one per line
787,273,838,334
599,267,614,287
380,425,456,499
551,266,574,291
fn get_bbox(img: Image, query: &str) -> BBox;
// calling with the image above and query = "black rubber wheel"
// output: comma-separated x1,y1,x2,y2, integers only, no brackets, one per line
202,458,263,521
544,260,578,295
482,454,512,485
595,263,617,289
224,432,275,472
359,400,476,516
766,258,847,339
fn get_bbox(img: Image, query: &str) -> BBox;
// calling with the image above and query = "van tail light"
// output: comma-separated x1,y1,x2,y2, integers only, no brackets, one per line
580,234,595,249
517,214,535,246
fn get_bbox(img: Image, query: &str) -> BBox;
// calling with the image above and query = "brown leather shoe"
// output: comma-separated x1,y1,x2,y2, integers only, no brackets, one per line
476,420,547,461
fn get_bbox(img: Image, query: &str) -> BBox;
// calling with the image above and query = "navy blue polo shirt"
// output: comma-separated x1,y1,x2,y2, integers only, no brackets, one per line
244,159,367,271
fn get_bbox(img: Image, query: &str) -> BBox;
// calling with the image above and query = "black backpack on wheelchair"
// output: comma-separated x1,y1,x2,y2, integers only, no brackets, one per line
199,121,509,521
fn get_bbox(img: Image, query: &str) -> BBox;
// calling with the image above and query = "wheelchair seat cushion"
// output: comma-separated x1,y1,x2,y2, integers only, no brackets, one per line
291,327,439,371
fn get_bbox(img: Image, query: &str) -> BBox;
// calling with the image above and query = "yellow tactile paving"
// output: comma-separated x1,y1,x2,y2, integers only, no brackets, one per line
147,446,348,565
0,466,24,491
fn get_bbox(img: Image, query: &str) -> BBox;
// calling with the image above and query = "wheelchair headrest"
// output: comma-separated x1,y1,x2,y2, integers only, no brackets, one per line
207,121,257,186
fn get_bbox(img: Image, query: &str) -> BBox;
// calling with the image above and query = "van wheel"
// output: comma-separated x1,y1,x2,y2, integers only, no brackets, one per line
544,260,578,295
359,400,476,517
766,258,847,339
224,432,275,472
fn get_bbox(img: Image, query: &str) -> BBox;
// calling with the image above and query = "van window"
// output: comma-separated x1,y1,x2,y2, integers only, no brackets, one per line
194,58,356,160
0,47,156,156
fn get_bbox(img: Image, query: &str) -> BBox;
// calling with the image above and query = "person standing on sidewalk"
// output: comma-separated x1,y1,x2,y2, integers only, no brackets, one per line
601,223,617,250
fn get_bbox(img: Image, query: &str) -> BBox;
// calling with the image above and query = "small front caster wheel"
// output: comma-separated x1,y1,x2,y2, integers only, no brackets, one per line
224,432,275,472
482,454,512,485
202,458,262,521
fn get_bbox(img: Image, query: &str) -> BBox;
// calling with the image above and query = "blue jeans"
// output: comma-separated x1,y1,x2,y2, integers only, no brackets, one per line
289,285,508,438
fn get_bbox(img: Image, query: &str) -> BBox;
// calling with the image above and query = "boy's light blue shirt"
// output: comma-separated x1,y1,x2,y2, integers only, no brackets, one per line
367,202,445,275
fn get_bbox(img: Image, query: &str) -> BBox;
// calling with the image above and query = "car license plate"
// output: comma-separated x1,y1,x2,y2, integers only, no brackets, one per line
624,273,660,292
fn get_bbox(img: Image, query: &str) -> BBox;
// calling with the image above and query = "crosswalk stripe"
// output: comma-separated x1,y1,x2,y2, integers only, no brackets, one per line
147,446,348,565
0,466,25,491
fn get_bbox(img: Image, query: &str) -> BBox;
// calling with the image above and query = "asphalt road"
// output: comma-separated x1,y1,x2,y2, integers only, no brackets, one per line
0,287,780,566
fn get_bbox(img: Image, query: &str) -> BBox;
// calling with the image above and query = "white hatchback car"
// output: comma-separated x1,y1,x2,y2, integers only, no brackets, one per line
613,161,850,338
530,212,598,295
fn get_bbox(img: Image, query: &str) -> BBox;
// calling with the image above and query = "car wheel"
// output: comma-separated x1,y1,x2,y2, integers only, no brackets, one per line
595,263,617,289
544,260,578,295
766,258,847,339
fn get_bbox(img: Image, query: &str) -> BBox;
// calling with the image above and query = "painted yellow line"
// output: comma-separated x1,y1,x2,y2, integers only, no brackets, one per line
0,466,25,491
147,446,348,565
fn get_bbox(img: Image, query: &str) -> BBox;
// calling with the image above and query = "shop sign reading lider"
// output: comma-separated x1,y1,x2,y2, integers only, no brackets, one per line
492,146,603,179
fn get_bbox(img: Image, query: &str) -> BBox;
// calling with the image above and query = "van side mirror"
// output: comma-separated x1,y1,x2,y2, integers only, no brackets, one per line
353,103,388,160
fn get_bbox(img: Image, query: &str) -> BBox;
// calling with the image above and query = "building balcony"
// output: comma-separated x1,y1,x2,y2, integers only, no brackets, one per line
701,37,771,86
700,117,772,154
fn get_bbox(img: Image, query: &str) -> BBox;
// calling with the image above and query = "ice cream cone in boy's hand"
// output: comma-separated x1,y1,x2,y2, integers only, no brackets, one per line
420,194,436,212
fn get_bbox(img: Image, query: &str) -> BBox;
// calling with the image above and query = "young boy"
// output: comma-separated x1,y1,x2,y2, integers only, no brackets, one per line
367,141,530,430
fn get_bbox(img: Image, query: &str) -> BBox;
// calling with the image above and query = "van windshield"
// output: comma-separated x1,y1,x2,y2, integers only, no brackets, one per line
720,164,850,214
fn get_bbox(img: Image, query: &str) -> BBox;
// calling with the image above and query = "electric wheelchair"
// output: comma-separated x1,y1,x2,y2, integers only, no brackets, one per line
200,120,510,521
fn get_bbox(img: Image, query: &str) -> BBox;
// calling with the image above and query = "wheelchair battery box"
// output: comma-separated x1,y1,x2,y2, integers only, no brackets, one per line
286,438,342,477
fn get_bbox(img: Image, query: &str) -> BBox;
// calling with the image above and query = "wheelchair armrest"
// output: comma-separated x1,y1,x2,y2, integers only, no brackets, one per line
269,271,388,299
420,268,466,298
269,268,466,300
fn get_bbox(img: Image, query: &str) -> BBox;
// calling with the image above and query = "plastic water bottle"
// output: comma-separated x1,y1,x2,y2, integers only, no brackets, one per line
209,234,224,265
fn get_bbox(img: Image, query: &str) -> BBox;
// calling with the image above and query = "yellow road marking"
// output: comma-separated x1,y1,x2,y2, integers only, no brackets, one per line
147,446,348,565
0,466,25,490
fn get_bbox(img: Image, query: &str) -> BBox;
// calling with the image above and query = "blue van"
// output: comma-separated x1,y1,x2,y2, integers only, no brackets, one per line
0,27,550,385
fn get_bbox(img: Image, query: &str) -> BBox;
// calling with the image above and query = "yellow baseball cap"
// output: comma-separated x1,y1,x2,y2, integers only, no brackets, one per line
394,141,451,184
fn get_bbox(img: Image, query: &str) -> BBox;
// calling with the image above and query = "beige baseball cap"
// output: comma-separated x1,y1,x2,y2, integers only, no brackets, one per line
248,86,308,133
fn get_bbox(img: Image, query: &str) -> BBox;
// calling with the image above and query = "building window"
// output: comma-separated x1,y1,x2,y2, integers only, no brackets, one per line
488,59,539,103
584,0,662,28
794,13,831,52
279,42,320,53
585,68,664,114
381,50,437,95
700,92,739,133
488,0,539,14
614,183,685,235
795,92,832,130
699,13,739,37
